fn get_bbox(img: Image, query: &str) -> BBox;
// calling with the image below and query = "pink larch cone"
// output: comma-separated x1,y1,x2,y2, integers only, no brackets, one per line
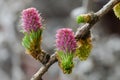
56,28,77,53
21,7,42,32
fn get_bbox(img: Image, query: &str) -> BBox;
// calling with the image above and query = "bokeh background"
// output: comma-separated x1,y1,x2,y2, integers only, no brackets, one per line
0,0,120,80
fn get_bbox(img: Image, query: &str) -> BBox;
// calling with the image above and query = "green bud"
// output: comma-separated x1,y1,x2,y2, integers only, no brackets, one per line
76,14,91,24
76,15,85,24
75,38,92,61
113,2,120,19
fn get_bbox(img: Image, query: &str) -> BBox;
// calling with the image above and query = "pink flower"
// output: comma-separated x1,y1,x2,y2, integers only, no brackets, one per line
21,7,42,32
56,28,77,53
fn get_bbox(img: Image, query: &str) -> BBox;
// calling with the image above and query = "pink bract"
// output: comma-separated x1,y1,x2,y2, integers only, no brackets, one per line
21,7,42,32
56,28,77,53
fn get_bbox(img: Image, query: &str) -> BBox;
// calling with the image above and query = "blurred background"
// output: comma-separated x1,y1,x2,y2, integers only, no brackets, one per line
0,0,120,80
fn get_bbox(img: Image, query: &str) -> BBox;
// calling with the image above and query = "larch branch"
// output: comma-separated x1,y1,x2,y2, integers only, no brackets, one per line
31,0,120,80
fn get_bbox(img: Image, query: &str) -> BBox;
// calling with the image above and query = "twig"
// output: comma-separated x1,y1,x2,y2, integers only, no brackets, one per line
31,0,120,80
75,0,120,40
31,54,57,80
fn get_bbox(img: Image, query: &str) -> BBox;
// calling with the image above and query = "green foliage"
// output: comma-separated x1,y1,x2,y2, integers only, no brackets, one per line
57,51,74,74
113,2,120,19
22,29,42,51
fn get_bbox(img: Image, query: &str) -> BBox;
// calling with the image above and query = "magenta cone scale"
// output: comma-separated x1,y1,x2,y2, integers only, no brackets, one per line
21,7,42,32
56,28,77,53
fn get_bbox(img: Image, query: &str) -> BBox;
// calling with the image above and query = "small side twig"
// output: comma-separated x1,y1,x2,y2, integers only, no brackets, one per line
31,54,57,80
31,0,120,80
75,0,120,40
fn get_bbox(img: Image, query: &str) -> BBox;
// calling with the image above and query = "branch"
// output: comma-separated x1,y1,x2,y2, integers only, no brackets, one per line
75,0,120,40
31,54,57,80
31,0,120,80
